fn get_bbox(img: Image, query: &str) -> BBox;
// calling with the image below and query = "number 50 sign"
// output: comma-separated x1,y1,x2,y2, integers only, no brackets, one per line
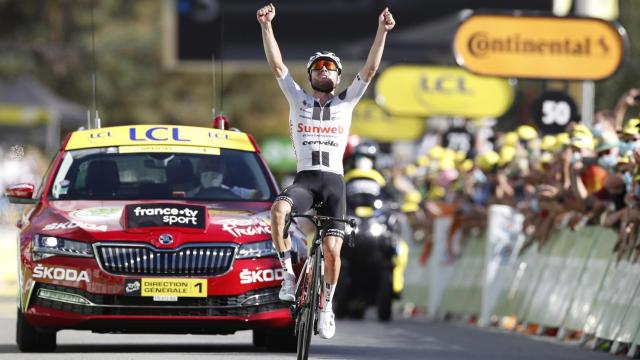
532,91,579,134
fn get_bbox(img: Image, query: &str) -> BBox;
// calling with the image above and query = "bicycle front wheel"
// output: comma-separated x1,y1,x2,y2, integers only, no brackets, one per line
297,251,322,360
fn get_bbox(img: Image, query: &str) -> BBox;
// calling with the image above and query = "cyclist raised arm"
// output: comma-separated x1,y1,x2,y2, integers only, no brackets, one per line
257,3,395,340
256,3,285,78
359,7,396,82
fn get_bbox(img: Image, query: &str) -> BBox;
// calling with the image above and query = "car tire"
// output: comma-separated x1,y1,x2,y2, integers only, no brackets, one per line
16,309,57,352
265,327,296,352
377,270,393,322
252,329,267,347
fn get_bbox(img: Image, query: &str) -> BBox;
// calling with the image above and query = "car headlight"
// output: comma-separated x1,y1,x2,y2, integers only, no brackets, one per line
236,240,277,259
32,235,94,260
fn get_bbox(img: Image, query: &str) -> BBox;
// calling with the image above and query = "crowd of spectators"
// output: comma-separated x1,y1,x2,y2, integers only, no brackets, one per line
392,88,640,261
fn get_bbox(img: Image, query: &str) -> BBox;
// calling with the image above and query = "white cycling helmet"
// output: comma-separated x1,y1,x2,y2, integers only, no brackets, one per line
306,51,342,75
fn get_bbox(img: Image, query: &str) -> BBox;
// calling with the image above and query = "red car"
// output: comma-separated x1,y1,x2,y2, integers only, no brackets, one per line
5,124,307,352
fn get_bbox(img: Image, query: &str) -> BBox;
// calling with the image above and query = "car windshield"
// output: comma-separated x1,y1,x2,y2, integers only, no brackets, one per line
48,147,275,201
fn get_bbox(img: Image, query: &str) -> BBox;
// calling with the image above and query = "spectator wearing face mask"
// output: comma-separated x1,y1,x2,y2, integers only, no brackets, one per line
594,131,620,172
566,126,607,201
618,118,640,156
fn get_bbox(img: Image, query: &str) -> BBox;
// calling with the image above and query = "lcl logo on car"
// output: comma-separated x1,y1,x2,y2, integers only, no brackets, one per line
159,234,174,245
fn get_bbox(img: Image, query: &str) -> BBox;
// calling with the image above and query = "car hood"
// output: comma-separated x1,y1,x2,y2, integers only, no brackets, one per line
31,200,278,244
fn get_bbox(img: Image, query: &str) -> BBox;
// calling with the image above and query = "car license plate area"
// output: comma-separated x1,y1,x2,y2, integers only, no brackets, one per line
124,278,207,298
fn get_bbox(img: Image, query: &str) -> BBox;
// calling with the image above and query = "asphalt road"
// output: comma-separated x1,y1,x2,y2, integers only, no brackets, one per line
0,300,615,360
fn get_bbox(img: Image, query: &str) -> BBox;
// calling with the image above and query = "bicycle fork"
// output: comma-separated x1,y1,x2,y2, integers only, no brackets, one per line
290,259,310,330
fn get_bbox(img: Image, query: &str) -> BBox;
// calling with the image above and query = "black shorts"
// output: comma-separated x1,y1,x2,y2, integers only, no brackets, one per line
276,170,346,239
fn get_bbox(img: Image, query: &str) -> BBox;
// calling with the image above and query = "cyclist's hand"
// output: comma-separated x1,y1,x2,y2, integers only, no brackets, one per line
379,7,395,32
257,3,276,24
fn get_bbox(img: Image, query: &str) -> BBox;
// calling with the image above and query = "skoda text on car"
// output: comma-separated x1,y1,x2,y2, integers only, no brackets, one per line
5,124,307,352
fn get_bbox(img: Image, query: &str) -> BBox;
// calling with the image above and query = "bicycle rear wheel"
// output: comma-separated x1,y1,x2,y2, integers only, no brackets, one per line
296,251,321,360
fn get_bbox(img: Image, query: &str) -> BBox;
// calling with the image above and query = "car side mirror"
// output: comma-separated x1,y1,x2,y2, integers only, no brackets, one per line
5,183,37,204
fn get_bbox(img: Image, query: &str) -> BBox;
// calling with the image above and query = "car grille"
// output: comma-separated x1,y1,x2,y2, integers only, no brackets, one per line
33,283,287,317
95,243,237,276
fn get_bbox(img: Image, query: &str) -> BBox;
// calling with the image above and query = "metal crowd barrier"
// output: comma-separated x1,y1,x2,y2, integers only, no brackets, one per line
402,205,640,357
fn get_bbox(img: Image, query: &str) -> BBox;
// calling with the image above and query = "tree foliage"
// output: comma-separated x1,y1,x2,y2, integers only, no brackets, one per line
0,0,293,141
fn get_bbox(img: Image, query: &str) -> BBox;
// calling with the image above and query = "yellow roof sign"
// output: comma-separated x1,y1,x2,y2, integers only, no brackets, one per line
352,99,424,141
453,14,625,80
64,125,255,152
375,65,514,118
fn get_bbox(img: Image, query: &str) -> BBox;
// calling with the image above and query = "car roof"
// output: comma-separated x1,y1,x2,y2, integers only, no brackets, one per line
64,125,256,152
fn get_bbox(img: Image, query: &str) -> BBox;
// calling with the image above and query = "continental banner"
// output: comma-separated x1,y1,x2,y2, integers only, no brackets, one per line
375,65,514,118
453,14,626,80
351,99,425,141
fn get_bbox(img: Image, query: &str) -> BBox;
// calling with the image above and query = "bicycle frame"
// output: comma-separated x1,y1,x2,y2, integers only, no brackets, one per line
283,213,356,360
294,222,326,309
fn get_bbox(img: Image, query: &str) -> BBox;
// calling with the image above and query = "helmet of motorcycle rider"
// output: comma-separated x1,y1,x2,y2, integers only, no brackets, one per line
353,141,379,170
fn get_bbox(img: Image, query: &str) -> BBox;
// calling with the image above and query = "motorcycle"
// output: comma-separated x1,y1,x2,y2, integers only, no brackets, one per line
334,178,405,322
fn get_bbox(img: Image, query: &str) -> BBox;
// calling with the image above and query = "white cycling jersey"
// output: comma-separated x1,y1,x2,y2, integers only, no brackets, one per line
277,67,369,175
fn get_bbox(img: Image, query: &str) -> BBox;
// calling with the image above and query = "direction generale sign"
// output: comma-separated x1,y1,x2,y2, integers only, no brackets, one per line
453,14,626,80
375,65,514,118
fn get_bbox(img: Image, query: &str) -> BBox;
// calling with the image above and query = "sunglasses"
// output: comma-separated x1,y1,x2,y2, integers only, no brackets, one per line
311,60,338,72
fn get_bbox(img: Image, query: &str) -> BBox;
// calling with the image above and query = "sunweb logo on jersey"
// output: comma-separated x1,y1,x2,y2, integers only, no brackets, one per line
297,123,344,135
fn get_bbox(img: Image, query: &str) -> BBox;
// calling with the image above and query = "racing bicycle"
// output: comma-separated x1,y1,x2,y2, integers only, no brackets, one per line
283,213,357,360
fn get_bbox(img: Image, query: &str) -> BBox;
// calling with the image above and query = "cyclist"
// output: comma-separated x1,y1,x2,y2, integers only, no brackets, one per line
257,3,395,339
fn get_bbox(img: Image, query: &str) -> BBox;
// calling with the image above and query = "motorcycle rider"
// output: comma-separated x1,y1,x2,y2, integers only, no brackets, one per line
344,140,408,304
344,141,387,209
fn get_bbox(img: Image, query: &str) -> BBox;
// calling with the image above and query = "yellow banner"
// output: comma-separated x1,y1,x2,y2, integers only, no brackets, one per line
0,105,50,126
140,278,207,298
453,14,625,80
65,125,255,152
352,99,424,141
375,65,514,118
119,145,221,155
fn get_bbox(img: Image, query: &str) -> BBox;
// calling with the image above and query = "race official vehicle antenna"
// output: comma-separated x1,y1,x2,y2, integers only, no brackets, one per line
88,0,101,129
211,53,217,119
211,1,229,131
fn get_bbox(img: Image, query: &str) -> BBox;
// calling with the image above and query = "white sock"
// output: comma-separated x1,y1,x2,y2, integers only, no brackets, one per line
322,282,335,311
277,251,295,279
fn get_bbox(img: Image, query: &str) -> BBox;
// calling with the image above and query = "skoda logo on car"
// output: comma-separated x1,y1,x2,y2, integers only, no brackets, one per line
158,234,174,245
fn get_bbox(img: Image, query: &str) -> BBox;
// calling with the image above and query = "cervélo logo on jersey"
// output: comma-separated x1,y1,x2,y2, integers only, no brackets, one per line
297,123,344,135
301,140,339,147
